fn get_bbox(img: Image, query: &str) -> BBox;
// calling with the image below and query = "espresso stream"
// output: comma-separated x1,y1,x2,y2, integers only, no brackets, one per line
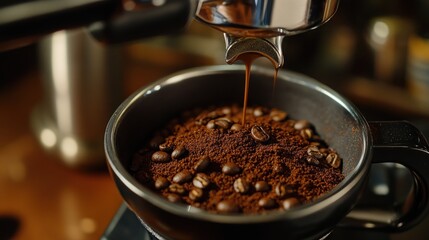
234,53,279,125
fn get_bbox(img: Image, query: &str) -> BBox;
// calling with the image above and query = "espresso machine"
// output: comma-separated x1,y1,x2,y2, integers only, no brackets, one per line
0,0,338,66
0,0,338,169
1,1,428,239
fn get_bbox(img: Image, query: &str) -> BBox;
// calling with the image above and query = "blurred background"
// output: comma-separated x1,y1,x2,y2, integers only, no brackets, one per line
1,0,429,239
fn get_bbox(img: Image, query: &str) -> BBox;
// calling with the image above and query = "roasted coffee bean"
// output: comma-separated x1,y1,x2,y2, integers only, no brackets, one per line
206,120,216,129
149,135,165,149
307,146,324,159
306,156,320,166
166,193,183,203
251,125,270,143
171,145,187,159
282,197,300,210
294,120,312,130
193,173,211,189
234,178,250,194
159,143,173,152
255,181,270,192
221,107,232,115
216,200,240,213
194,156,211,172
270,110,287,122
168,183,186,195
300,128,314,139
207,111,222,119
319,147,329,155
222,162,241,175
154,177,170,190
258,197,277,209
230,123,242,131
253,107,265,117
189,188,204,201
275,184,296,198
326,152,341,168
173,170,193,184
151,151,171,163
214,118,232,129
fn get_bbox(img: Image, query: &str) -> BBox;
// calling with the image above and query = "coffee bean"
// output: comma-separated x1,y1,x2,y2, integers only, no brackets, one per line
294,120,312,130
221,107,232,115
251,125,270,143
216,200,240,213
258,197,277,209
171,145,187,159
193,173,211,189
189,188,204,201
231,123,242,131
275,184,296,198
215,118,233,129
151,151,171,163
194,156,211,172
270,110,287,122
173,170,193,184
208,111,222,119
222,162,241,175
306,156,320,166
154,177,170,190
326,152,341,168
206,120,216,129
169,183,186,195
300,128,314,139
166,193,183,203
255,181,270,192
307,146,324,159
149,135,165,149
159,143,173,152
253,107,265,117
233,178,250,194
282,197,300,210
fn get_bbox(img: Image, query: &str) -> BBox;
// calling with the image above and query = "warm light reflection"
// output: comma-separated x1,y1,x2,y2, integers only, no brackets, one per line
40,128,57,148
273,0,307,29
364,222,376,228
371,21,389,45
51,31,73,133
373,184,389,196
153,0,166,7
80,218,97,234
61,137,78,159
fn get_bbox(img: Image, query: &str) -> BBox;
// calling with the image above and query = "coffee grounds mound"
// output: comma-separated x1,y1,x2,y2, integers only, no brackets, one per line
130,105,344,214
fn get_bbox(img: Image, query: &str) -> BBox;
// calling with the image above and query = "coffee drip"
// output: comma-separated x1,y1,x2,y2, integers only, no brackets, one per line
196,0,340,124
229,52,279,125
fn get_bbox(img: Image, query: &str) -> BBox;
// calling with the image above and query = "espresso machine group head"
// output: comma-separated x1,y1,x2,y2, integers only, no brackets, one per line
1,0,339,66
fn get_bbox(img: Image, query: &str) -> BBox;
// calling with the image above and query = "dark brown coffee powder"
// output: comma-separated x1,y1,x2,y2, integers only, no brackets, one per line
130,105,344,214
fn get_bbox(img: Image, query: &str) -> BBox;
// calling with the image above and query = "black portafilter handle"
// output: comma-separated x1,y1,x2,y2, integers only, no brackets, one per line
89,0,195,44
0,0,194,50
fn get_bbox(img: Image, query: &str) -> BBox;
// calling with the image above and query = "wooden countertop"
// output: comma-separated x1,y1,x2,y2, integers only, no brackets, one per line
0,68,123,240
0,40,215,240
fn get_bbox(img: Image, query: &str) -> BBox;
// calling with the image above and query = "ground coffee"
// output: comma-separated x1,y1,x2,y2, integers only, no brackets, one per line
130,104,344,214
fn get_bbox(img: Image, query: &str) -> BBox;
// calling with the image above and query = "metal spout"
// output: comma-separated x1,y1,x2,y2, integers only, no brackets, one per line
224,34,284,68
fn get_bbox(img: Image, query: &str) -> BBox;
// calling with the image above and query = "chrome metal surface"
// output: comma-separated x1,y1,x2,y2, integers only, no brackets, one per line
33,28,123,169
196,0,340,37
195,0,339,68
